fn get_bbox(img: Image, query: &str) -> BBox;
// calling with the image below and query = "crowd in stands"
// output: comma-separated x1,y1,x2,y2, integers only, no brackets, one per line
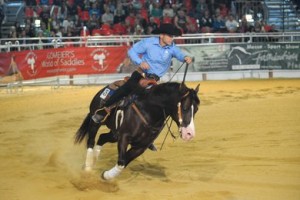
5,0,279,44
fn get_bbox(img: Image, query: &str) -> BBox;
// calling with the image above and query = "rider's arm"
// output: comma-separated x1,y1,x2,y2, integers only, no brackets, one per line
128,39,148,65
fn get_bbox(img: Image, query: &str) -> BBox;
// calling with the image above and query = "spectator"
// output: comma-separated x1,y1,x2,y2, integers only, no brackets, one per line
225,14,238,33
114,2,126,24
238,15,250,33
24,23,35,38
150,2,163,18
66,0,78,22
102,7,114,25
57,1,68,23
89,2,101,20
162,3,174,18
136,10,148,31
125,10,136,33
39,5,51,25
174,8,190,34
8,26,17,39
105,0,116,14
146,16,159,34
212,9,226,32
199,10,213,33
268,24,279,42
88,13,100,31
62,15,72,32
14,22,23,37
195,0,208,19
131,0,142,11
39,22,51,38
219,3,228,18
250,20,263,33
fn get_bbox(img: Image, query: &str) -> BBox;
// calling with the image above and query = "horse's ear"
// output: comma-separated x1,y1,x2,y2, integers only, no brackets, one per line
194,83,200,93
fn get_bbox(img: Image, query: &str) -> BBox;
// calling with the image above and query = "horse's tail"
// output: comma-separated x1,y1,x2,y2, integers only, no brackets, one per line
74,113,91,144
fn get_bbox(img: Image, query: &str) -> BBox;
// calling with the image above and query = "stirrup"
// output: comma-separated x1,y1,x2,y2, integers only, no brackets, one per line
92,107,111,123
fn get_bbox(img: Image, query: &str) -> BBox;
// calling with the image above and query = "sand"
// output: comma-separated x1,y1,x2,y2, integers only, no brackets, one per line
0,79,299,200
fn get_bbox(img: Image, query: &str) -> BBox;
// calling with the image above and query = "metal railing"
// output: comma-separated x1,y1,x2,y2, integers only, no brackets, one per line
1,32,300,52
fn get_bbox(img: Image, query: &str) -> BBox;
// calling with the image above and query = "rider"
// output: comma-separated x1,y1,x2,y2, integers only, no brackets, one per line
92,23,193,150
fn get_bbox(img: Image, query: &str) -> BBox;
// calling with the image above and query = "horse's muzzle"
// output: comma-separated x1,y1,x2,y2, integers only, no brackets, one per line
180,121,195,141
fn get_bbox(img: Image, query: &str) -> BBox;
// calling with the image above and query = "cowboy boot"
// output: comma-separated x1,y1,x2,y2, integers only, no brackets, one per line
91,107,110,123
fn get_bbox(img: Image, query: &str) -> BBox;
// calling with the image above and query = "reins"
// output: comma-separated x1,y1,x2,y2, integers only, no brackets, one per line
159,61,191,149
131,61,192,150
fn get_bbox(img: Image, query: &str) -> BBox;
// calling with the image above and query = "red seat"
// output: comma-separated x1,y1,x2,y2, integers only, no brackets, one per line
80,10,90,21
25,7,34,18
113,23,127,35
153,17,161,27
92,29,102,36
140,10,149,22
215,37,225,43
101,23,111,30
101,29,113,36
162,16,172,24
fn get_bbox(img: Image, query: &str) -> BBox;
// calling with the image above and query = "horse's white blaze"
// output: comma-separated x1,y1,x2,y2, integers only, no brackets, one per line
181,105,195,141
84,148,94,171
102,165,124,180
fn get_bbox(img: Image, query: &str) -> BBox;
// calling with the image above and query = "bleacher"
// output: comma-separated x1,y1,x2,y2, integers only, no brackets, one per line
0,0,299,40
1,0,25,37
265,0,299,31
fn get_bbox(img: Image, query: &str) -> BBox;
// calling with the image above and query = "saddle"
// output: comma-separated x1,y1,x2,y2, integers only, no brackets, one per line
96,76,158,121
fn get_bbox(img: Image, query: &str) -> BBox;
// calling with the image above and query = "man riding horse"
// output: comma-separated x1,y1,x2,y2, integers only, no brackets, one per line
92,24,193,150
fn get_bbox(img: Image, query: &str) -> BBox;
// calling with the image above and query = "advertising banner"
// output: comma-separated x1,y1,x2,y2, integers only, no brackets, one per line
172,43,300,72
0,46,128,80
228,43,300,70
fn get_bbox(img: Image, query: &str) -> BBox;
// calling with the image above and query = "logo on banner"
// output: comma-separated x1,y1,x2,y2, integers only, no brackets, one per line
91,48,110,72
25,52,38,76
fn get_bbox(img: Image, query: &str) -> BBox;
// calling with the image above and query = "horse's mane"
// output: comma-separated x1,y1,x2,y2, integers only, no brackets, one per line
138,82,190,107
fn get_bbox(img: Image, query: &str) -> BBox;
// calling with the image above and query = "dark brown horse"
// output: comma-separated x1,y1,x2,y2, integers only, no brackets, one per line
75,81,200,180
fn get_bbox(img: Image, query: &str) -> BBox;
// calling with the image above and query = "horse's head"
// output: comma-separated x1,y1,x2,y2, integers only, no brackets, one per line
174,83,200,141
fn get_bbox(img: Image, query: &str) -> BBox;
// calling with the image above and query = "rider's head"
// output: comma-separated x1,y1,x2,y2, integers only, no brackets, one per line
152,23,182,46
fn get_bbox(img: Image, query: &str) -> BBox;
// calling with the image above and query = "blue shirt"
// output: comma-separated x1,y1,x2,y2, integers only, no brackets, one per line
128,37,186,77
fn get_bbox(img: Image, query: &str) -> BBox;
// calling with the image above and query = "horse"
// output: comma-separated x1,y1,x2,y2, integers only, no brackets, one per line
74,81,200,180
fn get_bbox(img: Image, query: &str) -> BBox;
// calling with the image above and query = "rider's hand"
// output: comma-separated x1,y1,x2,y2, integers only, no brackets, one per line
184,56,193,64
140,61,150,70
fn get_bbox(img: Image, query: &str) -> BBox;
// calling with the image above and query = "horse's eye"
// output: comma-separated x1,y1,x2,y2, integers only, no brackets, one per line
182,104,190,111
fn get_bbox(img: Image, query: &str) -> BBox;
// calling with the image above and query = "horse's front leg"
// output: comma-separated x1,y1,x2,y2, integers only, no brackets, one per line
102,146,147,180
102,133,130,180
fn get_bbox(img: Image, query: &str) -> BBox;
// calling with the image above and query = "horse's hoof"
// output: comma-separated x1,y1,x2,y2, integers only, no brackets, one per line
82,164,93,171
101,171,108,180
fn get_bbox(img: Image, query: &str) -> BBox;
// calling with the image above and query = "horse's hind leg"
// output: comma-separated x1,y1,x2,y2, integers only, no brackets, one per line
93,131,117,162
84,120,101,171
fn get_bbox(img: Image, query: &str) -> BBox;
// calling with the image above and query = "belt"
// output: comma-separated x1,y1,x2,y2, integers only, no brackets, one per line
136,68,160,81
145,73,160,81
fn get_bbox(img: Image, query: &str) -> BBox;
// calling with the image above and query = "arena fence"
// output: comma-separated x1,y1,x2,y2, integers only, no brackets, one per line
1,32,300,93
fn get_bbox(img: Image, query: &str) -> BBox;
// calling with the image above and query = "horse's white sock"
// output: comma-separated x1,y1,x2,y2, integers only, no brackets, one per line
102,165,124,180
84,148,94,171
93,145,102,161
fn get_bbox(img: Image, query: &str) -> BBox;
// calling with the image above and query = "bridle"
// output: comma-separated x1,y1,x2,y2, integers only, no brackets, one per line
177,90,190,126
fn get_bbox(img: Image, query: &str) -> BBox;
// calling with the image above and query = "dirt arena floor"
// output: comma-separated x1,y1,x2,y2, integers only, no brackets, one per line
0,79,299,200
